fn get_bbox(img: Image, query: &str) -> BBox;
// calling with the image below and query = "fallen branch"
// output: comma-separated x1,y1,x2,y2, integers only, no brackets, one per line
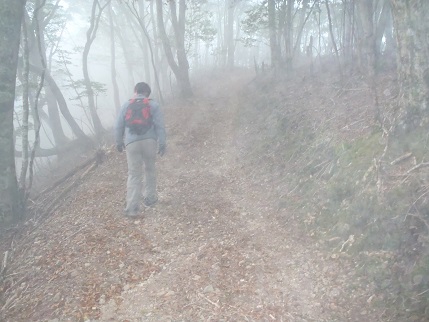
32,153,99,201
339,235,355,252
406,162,429,175
42,160,98,216
390,152,413,165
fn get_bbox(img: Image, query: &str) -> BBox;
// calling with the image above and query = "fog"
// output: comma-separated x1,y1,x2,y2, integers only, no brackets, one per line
14,0,363,185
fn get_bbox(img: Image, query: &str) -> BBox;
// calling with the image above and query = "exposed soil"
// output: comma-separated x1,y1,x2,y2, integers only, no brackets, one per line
1,70,396,321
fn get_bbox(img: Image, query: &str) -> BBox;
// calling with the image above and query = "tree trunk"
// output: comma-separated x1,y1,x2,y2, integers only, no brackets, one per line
126,0,164,103
375,0,391,57
114,5,137,89
45,87,69,147
108,2,120,113
0,0,27,224
268,0,282,71
19,14,30,192
292,0,310,63
149,0,163,99
390,0,429,129
342,0,354,64
24,3,69,149
29,63,91,144
156,0,192,98
226,0,235,69
356,0,375,76
138,0,151,84
325,0,343,78
82,0,109,140
284,0,294,70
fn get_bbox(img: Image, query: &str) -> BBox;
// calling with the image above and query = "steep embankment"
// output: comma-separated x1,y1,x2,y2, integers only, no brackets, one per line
1,69,402,321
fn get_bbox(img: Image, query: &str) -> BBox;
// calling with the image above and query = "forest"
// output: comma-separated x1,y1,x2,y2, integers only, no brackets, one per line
0,0,429,321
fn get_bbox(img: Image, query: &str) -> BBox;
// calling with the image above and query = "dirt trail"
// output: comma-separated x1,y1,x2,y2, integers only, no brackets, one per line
2,71,387,321
98,72,384,321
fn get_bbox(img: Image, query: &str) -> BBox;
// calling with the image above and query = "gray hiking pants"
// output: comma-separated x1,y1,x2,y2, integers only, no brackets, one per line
125,139,157,213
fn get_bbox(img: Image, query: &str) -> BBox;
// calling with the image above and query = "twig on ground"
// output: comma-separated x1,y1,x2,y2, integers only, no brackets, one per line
417,288,429,297
198,293,220,308
406,162,429,175
390,152,413,165
339,235,355,252
341,118,365,130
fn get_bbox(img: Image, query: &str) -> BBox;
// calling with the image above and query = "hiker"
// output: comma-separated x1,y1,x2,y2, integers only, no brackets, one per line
115,82,166,217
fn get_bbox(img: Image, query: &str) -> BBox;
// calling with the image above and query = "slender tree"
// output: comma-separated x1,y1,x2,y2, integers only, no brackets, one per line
225,0,236,69
325,0,343,77
108,2,120,112
268,0,282,71
82,0,110,140
19,9,31,193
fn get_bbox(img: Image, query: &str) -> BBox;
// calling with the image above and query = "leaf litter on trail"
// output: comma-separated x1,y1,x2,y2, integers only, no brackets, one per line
1,70,391,321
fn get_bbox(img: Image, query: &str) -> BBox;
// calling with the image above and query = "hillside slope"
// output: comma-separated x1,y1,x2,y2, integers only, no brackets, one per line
1,69,409,321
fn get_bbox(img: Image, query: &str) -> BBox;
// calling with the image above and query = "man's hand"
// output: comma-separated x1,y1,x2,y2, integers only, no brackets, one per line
158,143,166,157
117,143,125,153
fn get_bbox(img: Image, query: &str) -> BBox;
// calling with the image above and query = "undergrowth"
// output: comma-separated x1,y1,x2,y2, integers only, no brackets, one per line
236,72,429,320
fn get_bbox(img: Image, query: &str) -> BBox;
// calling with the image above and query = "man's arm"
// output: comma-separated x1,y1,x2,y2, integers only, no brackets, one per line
150,101,166,146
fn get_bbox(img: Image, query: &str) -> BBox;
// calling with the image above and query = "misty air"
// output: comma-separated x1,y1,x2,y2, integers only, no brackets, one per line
0,0,428,321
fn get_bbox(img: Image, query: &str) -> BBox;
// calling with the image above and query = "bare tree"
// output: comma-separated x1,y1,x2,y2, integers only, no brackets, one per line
156,0,192,98
23,1,91,147
24,0,69,148
82,0,111,140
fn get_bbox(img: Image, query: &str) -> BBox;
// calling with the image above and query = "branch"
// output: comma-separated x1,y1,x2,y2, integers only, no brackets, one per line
406,162,429,175
390,152,413,165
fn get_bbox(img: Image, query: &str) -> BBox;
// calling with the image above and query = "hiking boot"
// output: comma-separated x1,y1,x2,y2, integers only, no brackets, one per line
143,197,158,207
125,206,140,217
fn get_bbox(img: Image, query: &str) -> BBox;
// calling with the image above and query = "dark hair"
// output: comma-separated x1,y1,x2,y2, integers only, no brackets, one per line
134,82,151,96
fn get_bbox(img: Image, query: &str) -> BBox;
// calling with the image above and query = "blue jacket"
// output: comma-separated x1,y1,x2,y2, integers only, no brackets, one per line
115,94,166,147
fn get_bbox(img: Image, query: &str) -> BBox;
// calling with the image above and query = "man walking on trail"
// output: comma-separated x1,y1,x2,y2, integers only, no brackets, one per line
115,82,166,217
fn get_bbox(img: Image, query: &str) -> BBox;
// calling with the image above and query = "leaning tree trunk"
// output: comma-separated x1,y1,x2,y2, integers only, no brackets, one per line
29,63,91,144
0,0,27,224
292,0,310,63
31,1,69,148
390,0,429,129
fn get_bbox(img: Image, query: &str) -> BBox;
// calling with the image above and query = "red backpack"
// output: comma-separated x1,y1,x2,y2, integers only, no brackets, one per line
124,98,152,135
